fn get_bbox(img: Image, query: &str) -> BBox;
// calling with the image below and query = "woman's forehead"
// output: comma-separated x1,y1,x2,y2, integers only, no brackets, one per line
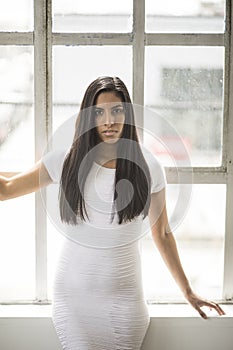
95,91,123,107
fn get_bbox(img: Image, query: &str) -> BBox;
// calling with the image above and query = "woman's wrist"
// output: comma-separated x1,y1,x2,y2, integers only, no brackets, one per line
182,285,193,299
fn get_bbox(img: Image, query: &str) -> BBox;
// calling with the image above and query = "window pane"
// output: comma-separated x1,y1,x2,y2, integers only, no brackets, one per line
0,46,34,171
146,0,225,33
47,220,64,301
0,46,34,301
53,46,132,131
0,0,33,31
0,194,35,301
145,46,224,166
53,0,132,32
141,184,225,302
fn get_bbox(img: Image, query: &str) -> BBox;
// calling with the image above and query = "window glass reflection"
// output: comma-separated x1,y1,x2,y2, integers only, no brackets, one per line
0,0,33,31
141,184,225,301
53,0,133,32
145,46,224,166
146,0,225,33
0,47,34,170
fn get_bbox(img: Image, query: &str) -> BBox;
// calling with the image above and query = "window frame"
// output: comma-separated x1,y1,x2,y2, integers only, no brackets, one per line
0,0,232,303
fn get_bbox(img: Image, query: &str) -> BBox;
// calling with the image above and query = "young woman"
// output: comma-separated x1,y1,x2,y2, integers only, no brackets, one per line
0,76,225,350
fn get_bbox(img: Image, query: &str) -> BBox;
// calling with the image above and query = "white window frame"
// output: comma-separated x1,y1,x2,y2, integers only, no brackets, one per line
0,0,232,304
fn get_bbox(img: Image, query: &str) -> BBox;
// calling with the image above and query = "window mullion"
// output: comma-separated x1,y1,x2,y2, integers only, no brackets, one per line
0,32,33,45
146,33,224,46
133,0,145,139
223,0,233,301
165,168,226,184
221,0,230,170
52,32,132,46
34,0,52,302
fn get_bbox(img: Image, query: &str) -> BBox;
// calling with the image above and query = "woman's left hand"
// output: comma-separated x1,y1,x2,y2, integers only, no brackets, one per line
185,290,226,319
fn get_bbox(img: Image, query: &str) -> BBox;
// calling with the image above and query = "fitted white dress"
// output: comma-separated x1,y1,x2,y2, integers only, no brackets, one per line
42,147,166,350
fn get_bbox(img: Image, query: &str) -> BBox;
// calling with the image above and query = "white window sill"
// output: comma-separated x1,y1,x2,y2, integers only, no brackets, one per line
0,303,232,318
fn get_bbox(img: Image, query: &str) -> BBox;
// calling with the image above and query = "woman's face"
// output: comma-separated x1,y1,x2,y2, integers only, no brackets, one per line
94,91,125,144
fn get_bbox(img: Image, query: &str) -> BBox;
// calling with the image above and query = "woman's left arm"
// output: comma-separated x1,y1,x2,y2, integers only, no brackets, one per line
148,189,225,319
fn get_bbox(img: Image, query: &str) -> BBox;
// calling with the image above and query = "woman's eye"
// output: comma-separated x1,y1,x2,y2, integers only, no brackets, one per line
94,109,103,117
112,108,124,115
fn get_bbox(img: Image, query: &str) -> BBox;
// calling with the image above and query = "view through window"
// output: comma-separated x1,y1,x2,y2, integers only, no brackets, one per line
0,0,231,304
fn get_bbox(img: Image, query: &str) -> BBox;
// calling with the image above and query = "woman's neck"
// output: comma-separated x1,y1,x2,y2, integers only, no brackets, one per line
95,142,117,168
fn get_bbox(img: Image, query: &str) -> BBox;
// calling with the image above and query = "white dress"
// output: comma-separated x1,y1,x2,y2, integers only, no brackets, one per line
42,147,166,350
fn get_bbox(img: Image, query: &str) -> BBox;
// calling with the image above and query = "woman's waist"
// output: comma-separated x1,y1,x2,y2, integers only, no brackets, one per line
54,263,144,296
63,220,144,249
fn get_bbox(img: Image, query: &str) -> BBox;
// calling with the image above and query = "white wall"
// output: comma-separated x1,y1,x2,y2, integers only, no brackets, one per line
0,305,232,350
142,317,233,350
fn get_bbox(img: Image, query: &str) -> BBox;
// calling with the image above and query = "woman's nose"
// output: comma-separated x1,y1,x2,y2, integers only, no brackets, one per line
104,111,114,126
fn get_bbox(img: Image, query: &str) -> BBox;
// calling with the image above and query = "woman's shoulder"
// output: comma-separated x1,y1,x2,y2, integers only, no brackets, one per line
42,148,69,183
42,148,68,166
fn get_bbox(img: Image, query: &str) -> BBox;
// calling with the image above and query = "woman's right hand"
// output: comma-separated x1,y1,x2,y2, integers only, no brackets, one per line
0,161,52,201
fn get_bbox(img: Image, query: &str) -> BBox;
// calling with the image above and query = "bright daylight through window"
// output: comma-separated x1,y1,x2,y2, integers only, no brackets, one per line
0,0,232,305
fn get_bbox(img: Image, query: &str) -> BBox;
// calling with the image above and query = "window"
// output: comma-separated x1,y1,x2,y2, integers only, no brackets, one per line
145,0,225,33
53,0,132,33
162,68,223,102
0,0,232,304
145,46,224,166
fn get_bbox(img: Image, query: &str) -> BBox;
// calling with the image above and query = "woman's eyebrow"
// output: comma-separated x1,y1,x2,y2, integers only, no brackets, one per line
94,104,123,110
94,106,104,110
111,104,124,110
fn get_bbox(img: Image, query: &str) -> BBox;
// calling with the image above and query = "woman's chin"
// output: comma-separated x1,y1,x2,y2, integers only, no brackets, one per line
102,137,120,144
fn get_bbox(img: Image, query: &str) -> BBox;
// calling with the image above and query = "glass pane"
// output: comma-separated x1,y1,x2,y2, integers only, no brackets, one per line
146,0,225,33
47,219,64,301
53,0,132,32
0,194,35,301
0,46,34,171
0,0,33,31
53,46,132,131
145,46,224,167
141,184,225,302
0,46,34,302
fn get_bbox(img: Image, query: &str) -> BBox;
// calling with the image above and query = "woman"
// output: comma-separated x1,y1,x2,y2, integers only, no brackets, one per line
0,76,225,350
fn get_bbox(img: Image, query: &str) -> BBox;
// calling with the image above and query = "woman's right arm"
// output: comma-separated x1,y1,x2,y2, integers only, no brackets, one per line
0,161,53,201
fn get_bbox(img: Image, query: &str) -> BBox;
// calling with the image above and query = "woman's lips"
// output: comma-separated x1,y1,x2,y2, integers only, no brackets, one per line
102,130,117,136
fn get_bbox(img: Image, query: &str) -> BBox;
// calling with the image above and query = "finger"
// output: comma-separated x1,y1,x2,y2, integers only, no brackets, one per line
193,304,208,319
202,301,225,316
214,304,225,315
198,308,208,320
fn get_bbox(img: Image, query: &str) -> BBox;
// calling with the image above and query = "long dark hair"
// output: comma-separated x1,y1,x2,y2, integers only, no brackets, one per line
59,76,151,225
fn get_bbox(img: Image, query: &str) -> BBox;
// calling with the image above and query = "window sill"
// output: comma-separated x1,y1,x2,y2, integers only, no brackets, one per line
0,303,232,318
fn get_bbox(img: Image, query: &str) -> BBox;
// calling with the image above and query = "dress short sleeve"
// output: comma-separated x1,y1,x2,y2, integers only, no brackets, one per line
42,149,68,183
142,147,167,193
